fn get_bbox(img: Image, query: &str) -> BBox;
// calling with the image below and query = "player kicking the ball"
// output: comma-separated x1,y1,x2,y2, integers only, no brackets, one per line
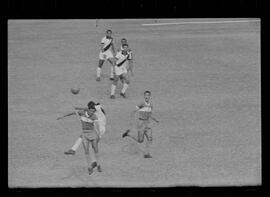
110,43,131,99
96,29,116,81
122,91,159,158
57,102,102,175
63,101,106,156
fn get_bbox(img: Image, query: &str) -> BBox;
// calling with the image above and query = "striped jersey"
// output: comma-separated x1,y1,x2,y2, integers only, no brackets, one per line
115,51,129,67
120,45,133,60
101,36,113,52
77,110,98,131
136,101,153,120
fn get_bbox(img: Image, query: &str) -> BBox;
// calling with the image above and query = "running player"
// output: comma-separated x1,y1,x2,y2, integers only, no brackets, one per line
57,102,102,175
122,91,159,158
64,101,106,155
96,29,116,81
110,43,131,99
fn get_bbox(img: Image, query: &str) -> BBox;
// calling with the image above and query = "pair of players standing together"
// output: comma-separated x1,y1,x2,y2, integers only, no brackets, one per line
97,29,133,99
57,30,158,175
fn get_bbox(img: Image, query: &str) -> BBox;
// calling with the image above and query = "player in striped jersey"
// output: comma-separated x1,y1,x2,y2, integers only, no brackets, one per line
57,102,102,175
63,101,106,156
96,29,116,81
122,91,159,158
110,43,131,99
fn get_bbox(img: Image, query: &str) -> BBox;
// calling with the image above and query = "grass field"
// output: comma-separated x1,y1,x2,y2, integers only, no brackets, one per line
8,19,261,187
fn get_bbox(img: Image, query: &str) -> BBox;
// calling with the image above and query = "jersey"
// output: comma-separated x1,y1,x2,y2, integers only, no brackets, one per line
78,110,97,131
115,51,130,67
101,36,113,52
136,101,153,120
120,45,133,60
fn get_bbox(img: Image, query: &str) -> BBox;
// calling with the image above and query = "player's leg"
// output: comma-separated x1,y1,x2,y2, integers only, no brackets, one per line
97,52,105,81
120,73,129,98
144,127,153,158
91,139,102,172
110,74,119,99
107,56,115,80
82,136,93,174
122,120,145,143
64,135,82,155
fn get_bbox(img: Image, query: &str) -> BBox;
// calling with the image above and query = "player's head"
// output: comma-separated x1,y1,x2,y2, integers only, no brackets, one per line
121,38,127,45
122,43,129,51
144,90,151,102
87,101,96,109
106,29,112,37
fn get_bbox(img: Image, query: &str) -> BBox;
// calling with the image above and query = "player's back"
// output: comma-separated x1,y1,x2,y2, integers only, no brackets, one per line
95,104,106,121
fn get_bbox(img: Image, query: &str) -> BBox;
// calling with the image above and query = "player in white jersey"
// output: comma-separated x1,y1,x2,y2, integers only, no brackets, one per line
119,38,134,82
110,43,131,99
63,101,106,156
96,29,116,81
122,91,159,158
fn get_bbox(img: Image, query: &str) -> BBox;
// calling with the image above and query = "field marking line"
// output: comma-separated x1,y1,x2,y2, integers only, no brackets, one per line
141,19,260,26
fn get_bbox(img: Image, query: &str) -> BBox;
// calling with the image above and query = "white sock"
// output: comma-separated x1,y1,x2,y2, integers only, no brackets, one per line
89,147,97,163
121,83,129,93
71,137,82,151
111,84,116,95
110,66,114,78
97,67,101,78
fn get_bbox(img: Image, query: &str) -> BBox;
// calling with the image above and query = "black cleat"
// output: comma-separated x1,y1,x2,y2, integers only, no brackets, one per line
120,93,126,98
88,162,97,175
110,77,114,81
144,154,152,158
122,129,130,138
88,167,94,175
64,149,75,155
110,95,115,99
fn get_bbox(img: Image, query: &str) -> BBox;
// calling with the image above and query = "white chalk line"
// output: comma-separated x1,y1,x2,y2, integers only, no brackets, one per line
142,19,260,26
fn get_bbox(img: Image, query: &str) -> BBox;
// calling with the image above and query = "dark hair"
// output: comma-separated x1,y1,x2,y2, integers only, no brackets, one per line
87,101,96,109
121,38,127,42
106,29,112,33
144,90,151,95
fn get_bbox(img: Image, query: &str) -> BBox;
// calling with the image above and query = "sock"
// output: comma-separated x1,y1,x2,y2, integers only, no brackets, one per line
110,66,114,78
121,83,129,94
89,147,97,163
71,137,82,151
111,84,116,95
85,154,91,167
145,140,152,155
97,67,101,78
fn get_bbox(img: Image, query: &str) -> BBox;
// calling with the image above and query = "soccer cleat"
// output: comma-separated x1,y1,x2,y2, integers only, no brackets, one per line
120,93,126,98
64,149,75,155
88,162,97,175
88,167,94,175
96,77,101,82
97,165,102,172
110,95,115,99
122,129,130,138
144,154,152,158
110,77,114,81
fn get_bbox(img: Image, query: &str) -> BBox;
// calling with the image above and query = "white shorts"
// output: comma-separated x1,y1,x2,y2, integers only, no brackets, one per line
115,65,128,76
99,50,114,60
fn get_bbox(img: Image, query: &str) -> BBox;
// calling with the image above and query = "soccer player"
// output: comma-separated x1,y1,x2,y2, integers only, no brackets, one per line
96,29,116,82
110,43,131,99
64,101,106,155
57,102,102,175
122,91,159,158
119,38,134,77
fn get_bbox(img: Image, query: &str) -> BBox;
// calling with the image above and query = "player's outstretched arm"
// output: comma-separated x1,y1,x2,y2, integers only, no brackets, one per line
57,112,76,120
150,115,159,123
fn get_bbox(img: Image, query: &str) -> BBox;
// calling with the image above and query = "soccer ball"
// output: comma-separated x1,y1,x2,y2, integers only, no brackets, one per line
70,88,80,94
